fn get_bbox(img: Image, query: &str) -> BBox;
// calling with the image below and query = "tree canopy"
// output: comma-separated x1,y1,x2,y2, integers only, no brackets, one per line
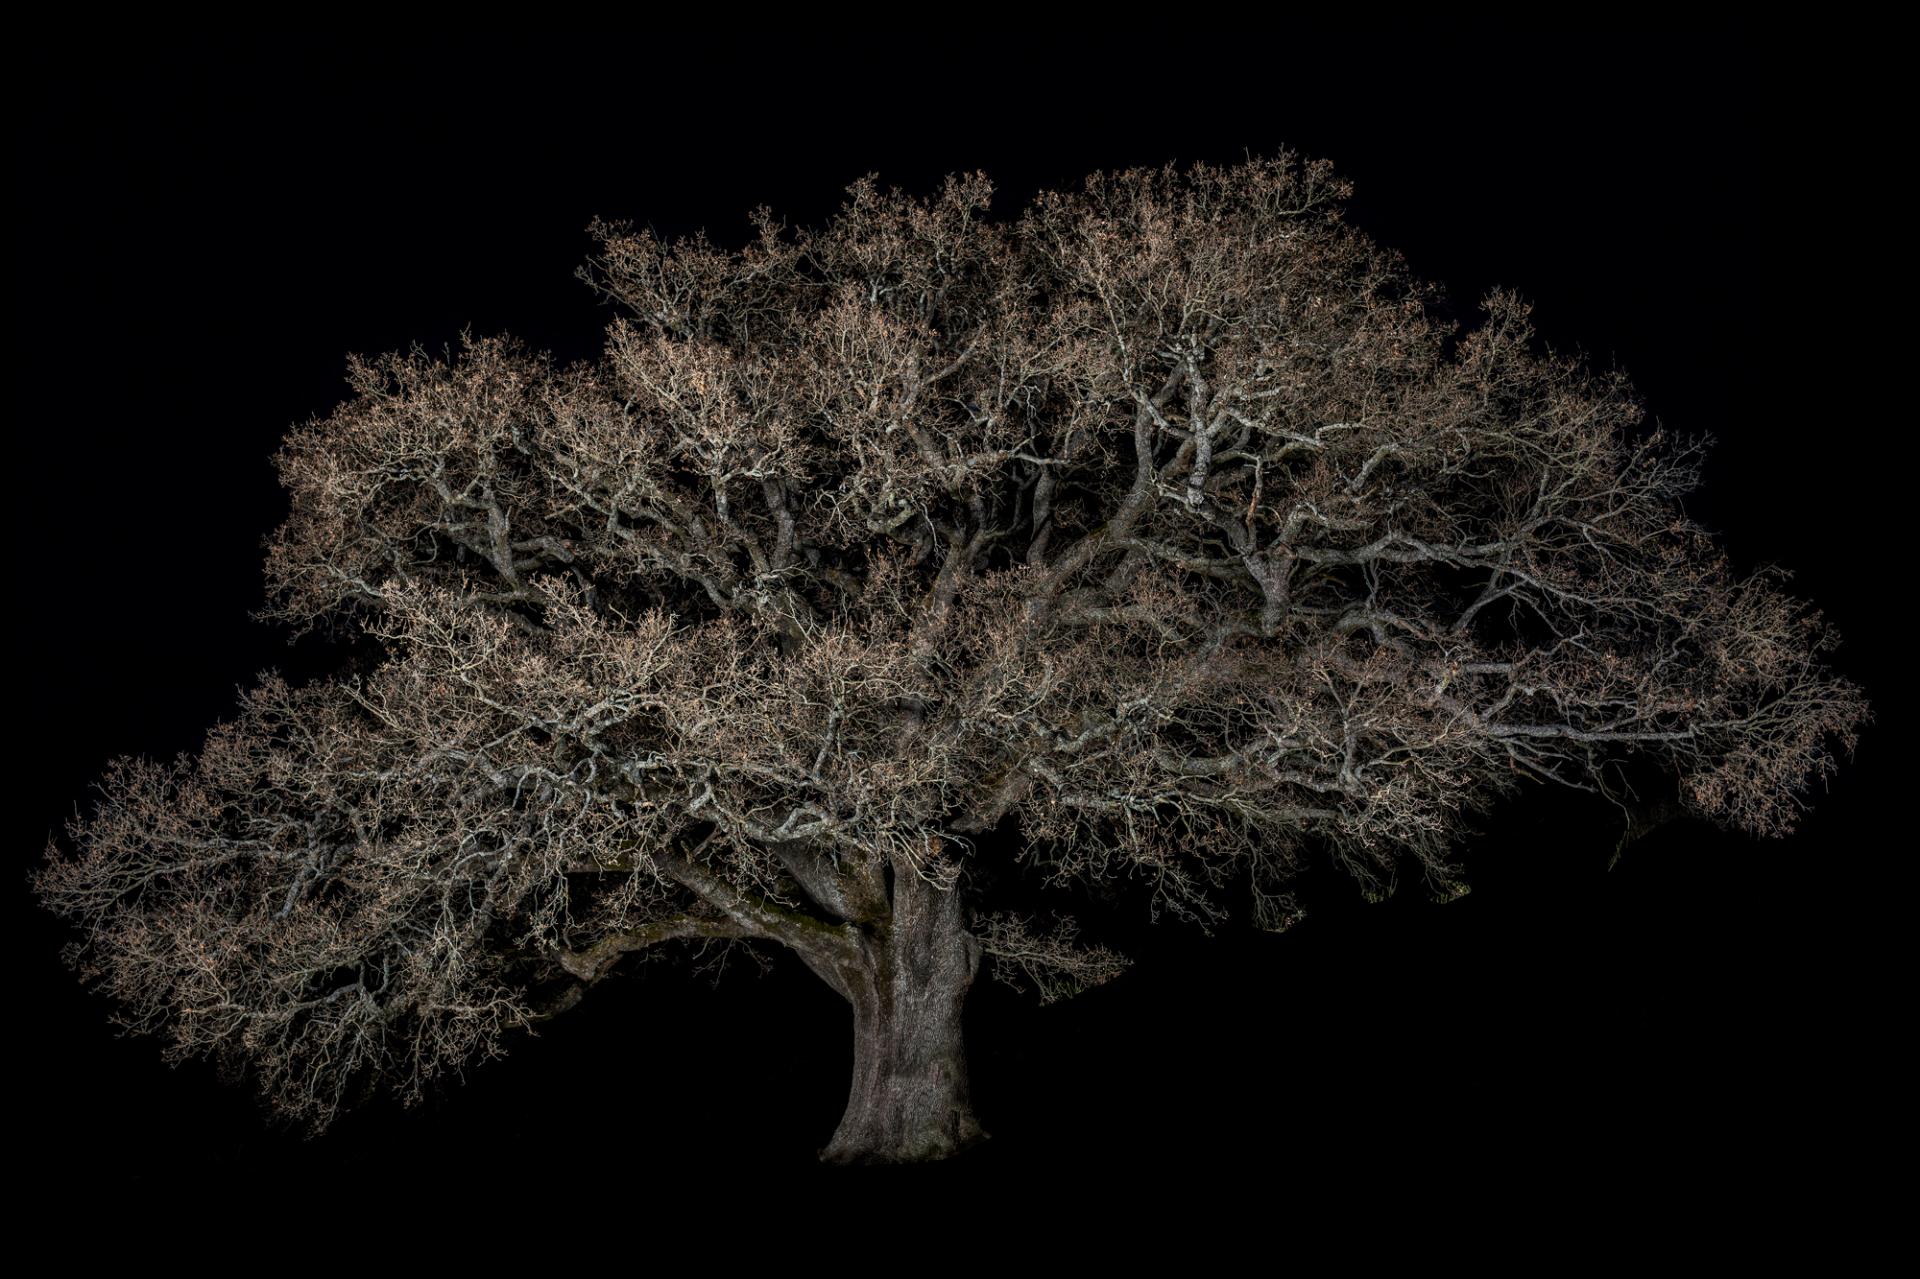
36,152,1868,1161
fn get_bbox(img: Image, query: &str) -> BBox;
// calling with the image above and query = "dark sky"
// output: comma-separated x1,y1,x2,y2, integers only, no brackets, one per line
14,30,1895,1217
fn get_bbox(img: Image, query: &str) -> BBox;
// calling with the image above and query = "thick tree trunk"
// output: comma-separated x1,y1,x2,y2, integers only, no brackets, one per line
818,869,988,1165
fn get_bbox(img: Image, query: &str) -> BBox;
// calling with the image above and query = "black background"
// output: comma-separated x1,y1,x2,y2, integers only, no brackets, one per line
15,29,1896,1225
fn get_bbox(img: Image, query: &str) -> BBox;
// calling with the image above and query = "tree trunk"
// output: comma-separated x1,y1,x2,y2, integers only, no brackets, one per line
818,869,988,1164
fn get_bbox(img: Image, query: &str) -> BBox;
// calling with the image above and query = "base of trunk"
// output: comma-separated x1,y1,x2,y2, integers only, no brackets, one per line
818,1098,989,1166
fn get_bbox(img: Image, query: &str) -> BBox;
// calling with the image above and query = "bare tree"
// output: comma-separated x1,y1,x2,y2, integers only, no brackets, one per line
35,153,1868,1164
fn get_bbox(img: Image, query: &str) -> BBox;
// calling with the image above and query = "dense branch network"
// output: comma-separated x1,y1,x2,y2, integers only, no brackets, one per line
37,154,1867,1128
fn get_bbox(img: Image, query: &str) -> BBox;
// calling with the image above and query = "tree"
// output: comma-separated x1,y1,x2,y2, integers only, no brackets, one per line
34,152,1868,1165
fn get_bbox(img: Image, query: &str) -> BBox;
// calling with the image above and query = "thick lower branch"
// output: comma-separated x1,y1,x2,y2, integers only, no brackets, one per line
653,849,860,961
555,916,753,982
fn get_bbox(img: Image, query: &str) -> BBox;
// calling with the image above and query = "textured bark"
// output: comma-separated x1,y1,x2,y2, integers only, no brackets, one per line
819,870,987,1164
